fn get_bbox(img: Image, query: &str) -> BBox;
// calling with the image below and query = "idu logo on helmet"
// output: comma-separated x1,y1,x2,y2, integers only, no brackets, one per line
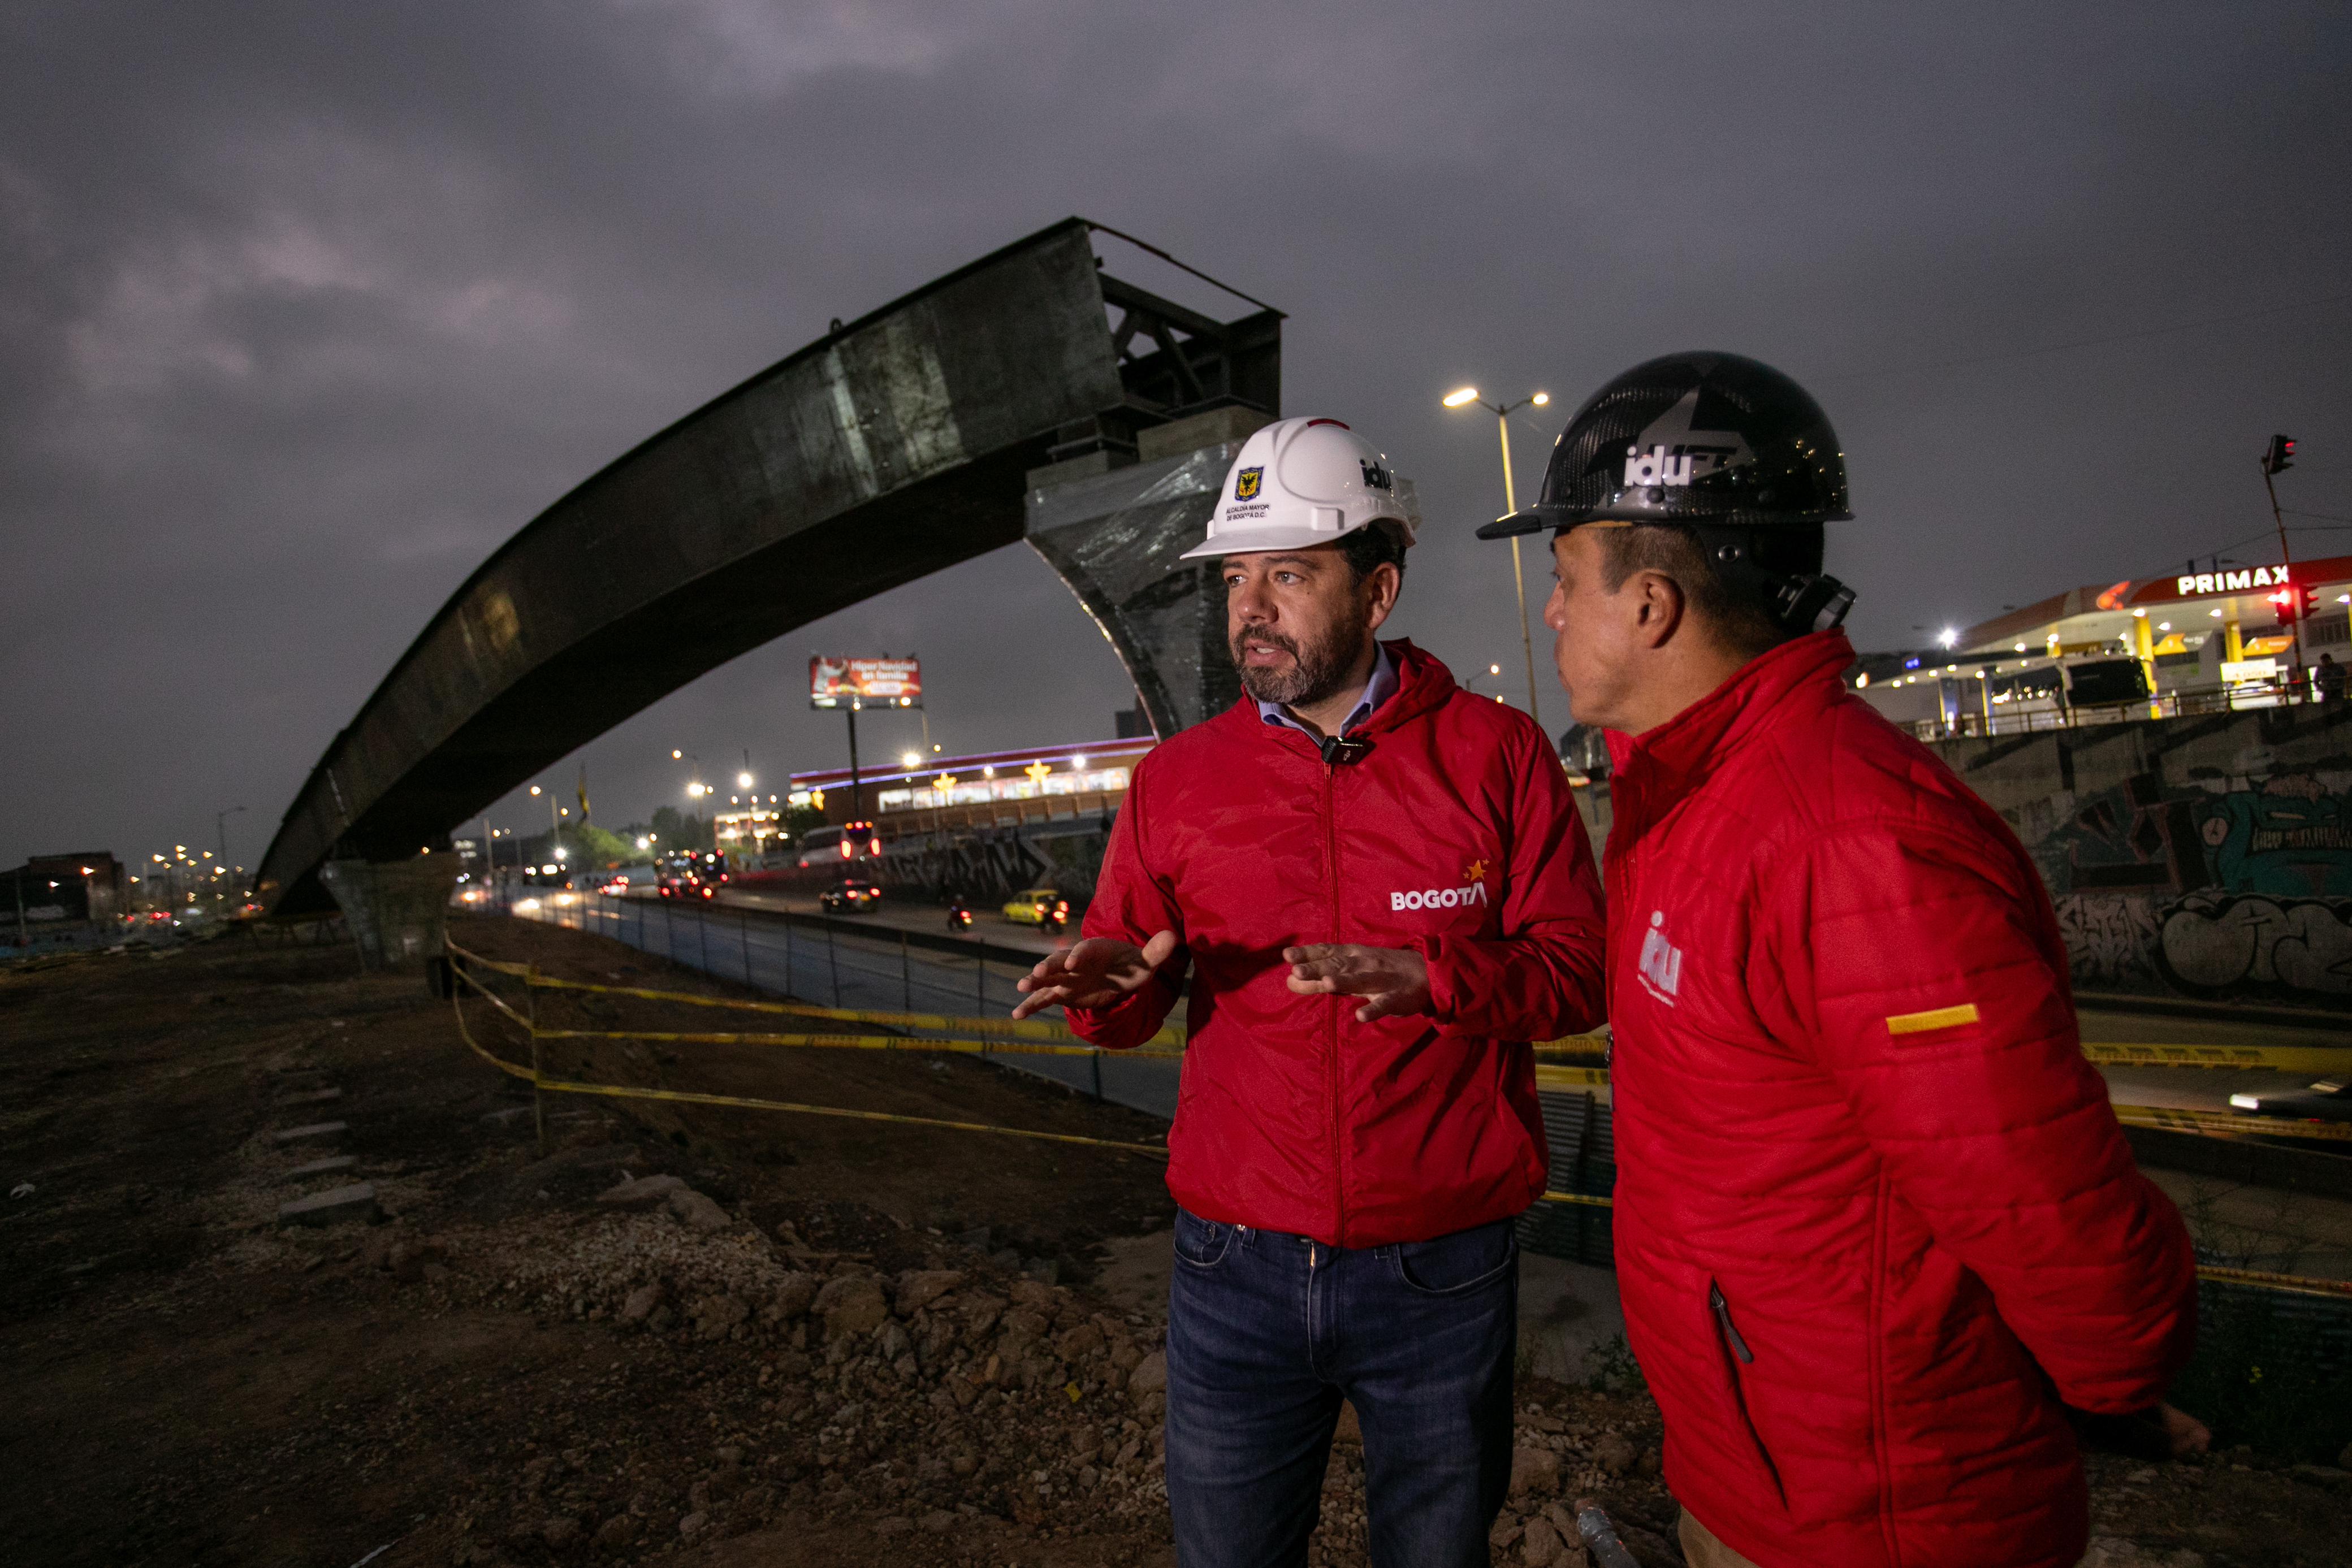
1179,415,1421,563
1622,388,1753,490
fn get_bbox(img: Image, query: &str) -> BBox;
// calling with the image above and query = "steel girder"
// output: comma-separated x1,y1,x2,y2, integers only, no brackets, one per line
256,219,1281,915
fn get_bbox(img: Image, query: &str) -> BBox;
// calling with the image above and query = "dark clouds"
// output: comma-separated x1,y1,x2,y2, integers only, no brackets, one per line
4,2,2347,868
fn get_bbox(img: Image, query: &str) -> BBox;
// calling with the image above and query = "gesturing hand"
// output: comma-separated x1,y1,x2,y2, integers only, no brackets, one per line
1011,931,1179,1020
1283,944,1431,1023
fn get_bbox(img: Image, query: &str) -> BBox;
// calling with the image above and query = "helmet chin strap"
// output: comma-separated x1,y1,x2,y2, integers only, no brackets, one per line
1696,527,1856,634
1772,572,1856,634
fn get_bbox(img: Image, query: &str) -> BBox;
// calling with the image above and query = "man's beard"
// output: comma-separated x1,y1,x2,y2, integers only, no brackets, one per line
1231,612,1370,709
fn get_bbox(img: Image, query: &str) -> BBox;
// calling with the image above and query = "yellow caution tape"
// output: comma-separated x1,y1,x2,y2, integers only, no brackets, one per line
446,961,1170,1158
1529,1033,1611,1059
531,1026,1182,1061
2112,1104,2352,1143
448,940,1186,1051
2194,1264,2352,1300
2082,1041,2352,1073
526,1078,1174,1156
447,945,534,978
1534,1064,1613,1091
456,971,2351,1300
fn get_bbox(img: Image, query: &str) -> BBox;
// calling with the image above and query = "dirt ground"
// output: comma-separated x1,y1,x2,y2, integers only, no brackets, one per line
1,916,2344,1567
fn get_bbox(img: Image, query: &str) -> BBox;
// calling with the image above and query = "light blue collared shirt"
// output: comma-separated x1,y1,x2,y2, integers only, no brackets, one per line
1257,642,1398,739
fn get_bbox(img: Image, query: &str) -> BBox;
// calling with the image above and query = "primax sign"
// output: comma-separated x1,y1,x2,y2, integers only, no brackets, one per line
2173,565,2290,598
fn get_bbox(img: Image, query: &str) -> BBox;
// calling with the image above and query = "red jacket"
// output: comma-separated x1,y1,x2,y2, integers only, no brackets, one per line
1065,641,1609,1246
1606,631,2196,1568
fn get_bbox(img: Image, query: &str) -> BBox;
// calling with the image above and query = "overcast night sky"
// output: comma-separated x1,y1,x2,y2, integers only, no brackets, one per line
3,3,2348,875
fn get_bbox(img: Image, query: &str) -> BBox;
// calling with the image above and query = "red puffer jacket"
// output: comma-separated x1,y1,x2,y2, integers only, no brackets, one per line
1065,641,1608,1247
1605,630,2196,1568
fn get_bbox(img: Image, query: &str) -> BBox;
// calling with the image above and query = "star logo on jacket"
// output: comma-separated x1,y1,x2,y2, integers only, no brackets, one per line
1463,858,1488,884
1636,910,1683,1006
1234,466,1263,501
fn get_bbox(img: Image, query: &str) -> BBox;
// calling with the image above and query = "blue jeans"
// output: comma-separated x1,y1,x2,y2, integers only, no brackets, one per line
1164,1207,1519,1568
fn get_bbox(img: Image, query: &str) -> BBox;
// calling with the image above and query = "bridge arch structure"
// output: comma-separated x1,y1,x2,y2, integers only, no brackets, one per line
255,220,1280,921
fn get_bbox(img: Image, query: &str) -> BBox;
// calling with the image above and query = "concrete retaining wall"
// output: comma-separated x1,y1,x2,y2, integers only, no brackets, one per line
1929,704,2352,1010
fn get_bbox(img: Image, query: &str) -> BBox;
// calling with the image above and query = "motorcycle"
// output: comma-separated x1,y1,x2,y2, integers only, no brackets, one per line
945,900,974,932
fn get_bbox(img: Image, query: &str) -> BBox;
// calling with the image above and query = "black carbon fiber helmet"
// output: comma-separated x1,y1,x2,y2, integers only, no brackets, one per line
1480,351,1856,632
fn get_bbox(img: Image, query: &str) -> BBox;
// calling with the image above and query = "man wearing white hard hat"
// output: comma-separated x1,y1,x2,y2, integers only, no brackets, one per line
1015,417,1608,1566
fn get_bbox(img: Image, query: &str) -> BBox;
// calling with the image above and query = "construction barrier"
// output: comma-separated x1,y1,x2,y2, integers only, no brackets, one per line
446,946,1173,1159
449,940,2352,1300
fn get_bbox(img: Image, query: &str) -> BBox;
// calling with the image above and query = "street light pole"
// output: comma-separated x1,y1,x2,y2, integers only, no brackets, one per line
2262,435,2305,694
215,805,245,894
1446,387,1551,727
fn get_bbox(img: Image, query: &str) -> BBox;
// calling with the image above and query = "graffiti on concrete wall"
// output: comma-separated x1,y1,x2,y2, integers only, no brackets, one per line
2030,772,2352,1005
2052,893,2162,992
2152,892,2352,999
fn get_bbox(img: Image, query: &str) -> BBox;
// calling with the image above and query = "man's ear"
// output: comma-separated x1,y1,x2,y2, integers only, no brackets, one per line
1362,561,1403,631
1632,570,1685,651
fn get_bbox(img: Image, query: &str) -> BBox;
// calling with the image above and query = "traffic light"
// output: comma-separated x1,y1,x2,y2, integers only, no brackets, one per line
2268,583,2319,622
2263,434,2297,476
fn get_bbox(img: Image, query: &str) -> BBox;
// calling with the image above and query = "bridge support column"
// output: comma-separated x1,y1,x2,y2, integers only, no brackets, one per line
1024,414,1268,740
318,854,462,971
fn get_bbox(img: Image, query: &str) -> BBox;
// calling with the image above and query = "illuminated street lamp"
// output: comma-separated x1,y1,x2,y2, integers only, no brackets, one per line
900,751,921,769
1443,387,1551,725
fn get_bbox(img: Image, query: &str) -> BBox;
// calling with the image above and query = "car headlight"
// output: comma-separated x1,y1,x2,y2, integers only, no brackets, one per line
2229,1093,2263,1111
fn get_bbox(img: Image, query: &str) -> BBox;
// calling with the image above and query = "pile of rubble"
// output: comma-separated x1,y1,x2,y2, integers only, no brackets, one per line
413,1167,1174,1561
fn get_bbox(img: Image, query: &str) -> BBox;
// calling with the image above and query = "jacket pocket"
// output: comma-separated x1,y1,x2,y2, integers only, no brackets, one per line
1709,1279,1787,1510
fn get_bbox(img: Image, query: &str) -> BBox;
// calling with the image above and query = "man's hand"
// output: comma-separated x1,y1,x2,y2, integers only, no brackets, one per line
2158,1402,2210,1458
2069,1401,2211,1462
1011,931,1179,1020
1284,944,1431,1023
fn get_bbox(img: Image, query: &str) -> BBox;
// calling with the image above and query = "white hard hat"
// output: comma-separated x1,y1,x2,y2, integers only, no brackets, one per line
1179,416,1420,561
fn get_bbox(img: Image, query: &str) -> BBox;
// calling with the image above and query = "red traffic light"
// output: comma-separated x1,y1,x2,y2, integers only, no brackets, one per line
2263,434,2297,476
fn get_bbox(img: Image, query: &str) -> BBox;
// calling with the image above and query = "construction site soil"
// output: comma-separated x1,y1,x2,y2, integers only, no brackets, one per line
0,916,2341,1567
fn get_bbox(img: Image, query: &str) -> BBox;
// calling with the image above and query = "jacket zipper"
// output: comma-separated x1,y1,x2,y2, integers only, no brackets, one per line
1709,1281,1753,1362
1323,753,1344,1245
1709,1279,1785,1507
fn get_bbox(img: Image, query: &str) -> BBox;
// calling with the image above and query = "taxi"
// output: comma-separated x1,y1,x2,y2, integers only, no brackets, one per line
1001,887,1070,930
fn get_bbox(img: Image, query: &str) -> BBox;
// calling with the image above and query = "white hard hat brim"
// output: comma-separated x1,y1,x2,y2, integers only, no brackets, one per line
1177,518,1400,562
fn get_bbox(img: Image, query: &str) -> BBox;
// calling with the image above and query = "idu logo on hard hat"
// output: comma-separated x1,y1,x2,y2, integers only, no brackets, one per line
1621,389,1754,490
1181,416,1420,562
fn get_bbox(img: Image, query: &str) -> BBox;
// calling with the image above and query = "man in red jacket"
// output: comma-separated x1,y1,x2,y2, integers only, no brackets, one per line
1014,415,1608,1567
1480,352,2202,1568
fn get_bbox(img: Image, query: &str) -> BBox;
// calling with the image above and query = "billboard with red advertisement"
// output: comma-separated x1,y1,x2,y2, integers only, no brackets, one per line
809,656,922,709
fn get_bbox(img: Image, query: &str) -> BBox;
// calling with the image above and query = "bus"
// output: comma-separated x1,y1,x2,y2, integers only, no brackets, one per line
795,821,880,869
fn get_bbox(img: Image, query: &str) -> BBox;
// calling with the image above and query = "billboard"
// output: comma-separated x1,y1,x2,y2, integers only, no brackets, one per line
810,655,922,709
